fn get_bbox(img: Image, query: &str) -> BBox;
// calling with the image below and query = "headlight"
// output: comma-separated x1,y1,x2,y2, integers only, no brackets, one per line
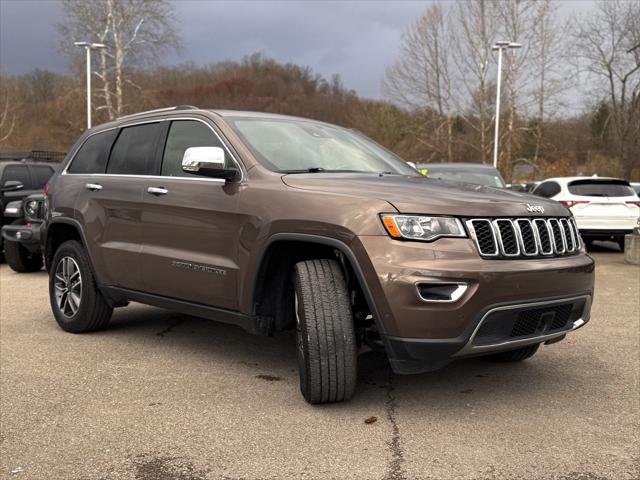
25,200,39,217
381,214,466,241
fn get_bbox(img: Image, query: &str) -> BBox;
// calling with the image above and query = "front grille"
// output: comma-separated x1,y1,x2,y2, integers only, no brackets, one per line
510,304,573,338
472,299,586,346
467,217,581,259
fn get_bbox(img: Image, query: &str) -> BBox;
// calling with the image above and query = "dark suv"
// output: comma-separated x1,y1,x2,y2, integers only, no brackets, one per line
0,152,60,262
44,107,595,404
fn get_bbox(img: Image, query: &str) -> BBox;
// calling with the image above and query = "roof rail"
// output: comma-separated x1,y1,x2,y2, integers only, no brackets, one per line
116,105,199,121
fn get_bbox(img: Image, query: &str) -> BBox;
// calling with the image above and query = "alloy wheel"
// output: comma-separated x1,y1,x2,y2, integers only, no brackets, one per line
54,256,83,318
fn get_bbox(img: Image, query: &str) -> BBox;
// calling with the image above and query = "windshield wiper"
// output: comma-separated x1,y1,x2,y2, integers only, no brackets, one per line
281,168,368,174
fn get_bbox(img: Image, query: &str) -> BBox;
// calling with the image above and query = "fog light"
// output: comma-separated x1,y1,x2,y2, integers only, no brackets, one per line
416,282,467,303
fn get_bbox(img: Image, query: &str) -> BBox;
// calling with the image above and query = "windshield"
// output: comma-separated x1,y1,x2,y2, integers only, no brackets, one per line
226,116,417,175
425,170,506,188
568,180,635,197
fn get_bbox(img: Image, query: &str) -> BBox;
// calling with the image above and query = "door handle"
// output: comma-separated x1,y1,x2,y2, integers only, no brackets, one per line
85,183,103,191
147,187,168,196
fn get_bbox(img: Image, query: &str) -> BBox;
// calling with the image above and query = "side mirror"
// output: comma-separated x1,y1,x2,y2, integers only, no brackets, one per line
182,146,238,181
1,180,24,192
407,161,418,170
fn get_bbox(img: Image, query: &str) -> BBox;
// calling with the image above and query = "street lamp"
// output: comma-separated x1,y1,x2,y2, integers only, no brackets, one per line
491,41,521,169
74,42,106,129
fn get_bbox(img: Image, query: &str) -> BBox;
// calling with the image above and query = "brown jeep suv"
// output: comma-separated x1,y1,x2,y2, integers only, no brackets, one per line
44,106,595,404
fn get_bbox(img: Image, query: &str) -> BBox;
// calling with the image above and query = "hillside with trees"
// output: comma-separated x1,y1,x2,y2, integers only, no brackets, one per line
0,0,638,181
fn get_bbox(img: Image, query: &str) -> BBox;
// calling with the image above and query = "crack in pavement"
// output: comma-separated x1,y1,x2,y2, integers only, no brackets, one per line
384,370,407,480
156,318,184,338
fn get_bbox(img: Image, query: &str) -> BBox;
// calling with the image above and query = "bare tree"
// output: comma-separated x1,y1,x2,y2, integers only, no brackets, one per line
383,3,456,161
0,77,16,144
58,0,181,120
496,0,536,179
573,0,640,178
528,0,567,163
453,0,500,164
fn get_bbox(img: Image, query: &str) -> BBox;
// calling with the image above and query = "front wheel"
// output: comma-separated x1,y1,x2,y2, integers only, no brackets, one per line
293,259,357,404
49,240,113,333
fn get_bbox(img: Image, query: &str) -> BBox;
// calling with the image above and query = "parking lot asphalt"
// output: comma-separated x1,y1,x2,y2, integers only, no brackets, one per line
1,243,638,480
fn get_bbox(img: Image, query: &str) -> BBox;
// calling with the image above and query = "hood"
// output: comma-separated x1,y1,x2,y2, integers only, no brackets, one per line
282,173,569,217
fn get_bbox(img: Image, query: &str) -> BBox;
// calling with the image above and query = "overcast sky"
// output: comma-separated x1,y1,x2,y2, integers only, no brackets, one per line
0,0,595,100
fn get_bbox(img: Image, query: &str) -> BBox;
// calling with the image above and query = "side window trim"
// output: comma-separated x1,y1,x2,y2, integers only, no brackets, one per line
62,116,245,182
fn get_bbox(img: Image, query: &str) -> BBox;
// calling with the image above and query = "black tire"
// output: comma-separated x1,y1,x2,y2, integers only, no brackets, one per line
486,344,540,362
4,227,43,273
293,259,357,404
49,240,113,333
616,236,625,252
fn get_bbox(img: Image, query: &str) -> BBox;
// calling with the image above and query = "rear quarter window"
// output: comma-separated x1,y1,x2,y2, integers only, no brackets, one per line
1,165,32,189
533,181,561,198
30,165,55,188
568,180,634,197
68,129,118,174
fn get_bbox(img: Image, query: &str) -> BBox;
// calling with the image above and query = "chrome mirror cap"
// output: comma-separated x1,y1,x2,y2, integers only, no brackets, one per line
182,146,225,173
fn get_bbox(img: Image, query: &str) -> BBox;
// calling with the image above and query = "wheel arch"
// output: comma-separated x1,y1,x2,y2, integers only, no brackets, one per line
250,233,385,336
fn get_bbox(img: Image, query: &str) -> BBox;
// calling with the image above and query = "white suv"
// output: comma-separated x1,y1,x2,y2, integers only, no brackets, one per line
532,176,640,250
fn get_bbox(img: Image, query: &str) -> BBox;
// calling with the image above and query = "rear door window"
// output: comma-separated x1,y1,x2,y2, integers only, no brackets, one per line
30,165,55,188
107,123,161,175
68,129,118,174
533,181,561,198
568,180,635,197
1,165,32,189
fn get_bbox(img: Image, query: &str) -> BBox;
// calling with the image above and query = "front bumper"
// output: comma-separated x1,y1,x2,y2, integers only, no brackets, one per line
351,236,595,374
1,222,43,248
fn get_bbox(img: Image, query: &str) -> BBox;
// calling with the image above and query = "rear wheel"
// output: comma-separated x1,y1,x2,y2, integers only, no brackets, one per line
616,236,625,252
49,240,113,333
486,344,540,362
293,259,357,404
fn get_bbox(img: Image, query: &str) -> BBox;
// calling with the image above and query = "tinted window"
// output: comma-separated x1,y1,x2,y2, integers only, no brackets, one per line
534,181,561,198
68,129,118,174
161,120,233,177
568,179,635,197
30,165,55,188
107,123,160,175
2,165,31,189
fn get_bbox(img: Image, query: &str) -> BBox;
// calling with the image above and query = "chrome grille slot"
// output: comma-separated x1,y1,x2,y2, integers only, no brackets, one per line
561,218,576,252
533,219,553,255
548,219,566,254
467,217,579,259
515,219,538,256
494,219,520,256
468,219,498,256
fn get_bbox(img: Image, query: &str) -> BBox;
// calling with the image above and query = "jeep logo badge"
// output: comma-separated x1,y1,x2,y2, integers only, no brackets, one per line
526,204,545,214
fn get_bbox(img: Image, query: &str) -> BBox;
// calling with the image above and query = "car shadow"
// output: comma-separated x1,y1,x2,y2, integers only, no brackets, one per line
587,240,623,253
96,303,604,411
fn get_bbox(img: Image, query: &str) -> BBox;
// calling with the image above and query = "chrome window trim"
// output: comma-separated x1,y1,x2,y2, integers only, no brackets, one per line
514,218,538,256
61,116,245,183
533,218,554,255
466,219,499,256
492,219,521,257
454,294,591,356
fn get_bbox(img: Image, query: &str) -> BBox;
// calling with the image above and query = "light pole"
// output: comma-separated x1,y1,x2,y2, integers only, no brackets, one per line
491,40,521,169
74,42,106,129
